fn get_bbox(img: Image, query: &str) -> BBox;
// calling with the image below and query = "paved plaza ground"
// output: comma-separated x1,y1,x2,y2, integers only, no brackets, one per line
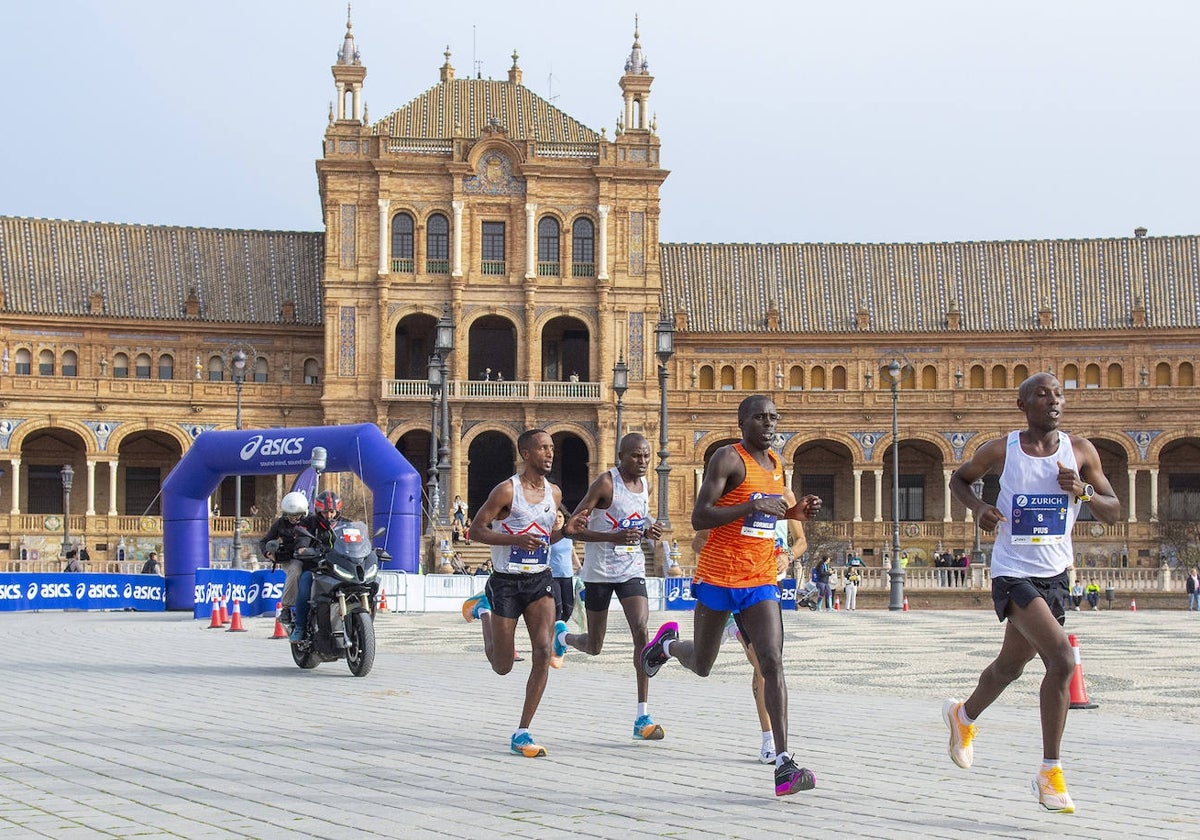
1,605,1196,838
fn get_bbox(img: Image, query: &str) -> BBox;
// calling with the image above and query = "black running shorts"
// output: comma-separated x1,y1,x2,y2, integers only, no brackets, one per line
991,570,1071,626
485,569,554,620
582,578,647,612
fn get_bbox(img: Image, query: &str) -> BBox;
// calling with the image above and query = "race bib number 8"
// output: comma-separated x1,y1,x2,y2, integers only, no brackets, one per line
742,493,780,539
1009,493,1069,545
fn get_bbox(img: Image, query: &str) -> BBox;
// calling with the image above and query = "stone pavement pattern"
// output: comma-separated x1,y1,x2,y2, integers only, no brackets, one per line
0,607,1196,839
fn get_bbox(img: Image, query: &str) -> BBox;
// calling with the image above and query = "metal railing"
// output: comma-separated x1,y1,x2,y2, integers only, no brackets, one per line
382,379,601,401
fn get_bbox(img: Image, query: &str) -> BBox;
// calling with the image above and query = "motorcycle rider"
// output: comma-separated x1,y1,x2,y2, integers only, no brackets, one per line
258,491,310,628
291,490,343,642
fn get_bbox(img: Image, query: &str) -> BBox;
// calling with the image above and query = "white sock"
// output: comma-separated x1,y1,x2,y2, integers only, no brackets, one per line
661,639,674,658
514,727,529,739
1040,759,1061,772
556,628,567,648
761,731,774,749
775,751,791,768
478,607,492,617
637,702,648,718
957,705,975,726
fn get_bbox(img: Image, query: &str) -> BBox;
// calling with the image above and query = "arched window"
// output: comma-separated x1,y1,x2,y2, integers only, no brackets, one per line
572,217,595,277
720,365,735,390
991,365,1007,389
537,217,560,276
1084,363,1101,389
14,348,31,375
1063,364,1079,389
811,366,826,390
426,213,449,274
789,365,804,390
113,352,130,379
135,353,152,379
1013,364,1029,383
1156,362,1171,386
1181,362,1195,386
741,365,757,390
253,357,269,383
158,354,174,380
831,365,847,390
391,212,414,272
920,365,937,390
38,349,54,376
698,365,715,390
62,350,78,377
303,358,320,385
969,365,985,389
208,355,224,382
1107,364,1123,388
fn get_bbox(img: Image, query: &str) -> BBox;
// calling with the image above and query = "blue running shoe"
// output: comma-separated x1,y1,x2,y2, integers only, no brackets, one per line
553,620,569,657
633,714,664,740
641,621,679,678
510,731,547,758
462,591,491,623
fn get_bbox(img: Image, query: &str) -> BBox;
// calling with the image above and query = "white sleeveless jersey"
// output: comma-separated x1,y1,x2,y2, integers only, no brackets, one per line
581,467,651,583
490,476,557,574
989,430,1082,579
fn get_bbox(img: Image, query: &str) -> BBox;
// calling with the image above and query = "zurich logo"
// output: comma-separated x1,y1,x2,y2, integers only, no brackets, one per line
240,434,265,461
1016,495,1029,507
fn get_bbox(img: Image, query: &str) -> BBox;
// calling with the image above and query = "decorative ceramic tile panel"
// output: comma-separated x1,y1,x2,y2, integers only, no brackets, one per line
339,306,357,376
629,212,645,276
463,151,526,196
628,311,645,381
340,205,356,269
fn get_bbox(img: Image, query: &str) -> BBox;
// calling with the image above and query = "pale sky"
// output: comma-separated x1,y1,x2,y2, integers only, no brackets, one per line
3,0,1198,244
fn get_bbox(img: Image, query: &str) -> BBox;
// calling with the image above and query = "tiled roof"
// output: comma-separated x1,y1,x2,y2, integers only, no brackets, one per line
660,237,1200,333
0,217,324,325
371,78,600,144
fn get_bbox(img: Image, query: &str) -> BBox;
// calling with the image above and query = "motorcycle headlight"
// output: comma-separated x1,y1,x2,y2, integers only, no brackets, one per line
333,564,355,581
363,561,378,581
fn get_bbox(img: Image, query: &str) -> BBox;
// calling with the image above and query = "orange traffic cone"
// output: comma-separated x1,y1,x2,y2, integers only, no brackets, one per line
270,602,288,639
207,594,222,629
226,598,247,632
1130,599,1137,612
902,596,910,612
1067,633,1098,709
218,596,229,625
378,588,389,613
834,595,841,611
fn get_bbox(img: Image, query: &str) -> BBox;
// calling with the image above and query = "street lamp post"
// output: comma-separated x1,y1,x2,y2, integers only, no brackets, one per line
612,354,629,463
434,305,455,527
654,317,675,530
426,353,442,536
971,477,985,564
230,349,247,570
888,360,905,610
60,464,74,555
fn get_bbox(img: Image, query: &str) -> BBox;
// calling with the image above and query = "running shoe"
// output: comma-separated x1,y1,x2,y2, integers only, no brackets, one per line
774,756,816,796
759,744,777,764
1031,766,1075,814
549,619,568,669
461,591,491,623
941,698,976,769
510,731,547,758
720,614,740,646
633,714,665,740
641,621,679,677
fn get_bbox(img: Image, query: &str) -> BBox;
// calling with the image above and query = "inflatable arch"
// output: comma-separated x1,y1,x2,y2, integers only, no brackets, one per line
161,423,420,611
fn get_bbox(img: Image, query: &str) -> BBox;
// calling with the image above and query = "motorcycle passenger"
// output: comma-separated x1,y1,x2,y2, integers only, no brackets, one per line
291,490,343,642
258,491,310,627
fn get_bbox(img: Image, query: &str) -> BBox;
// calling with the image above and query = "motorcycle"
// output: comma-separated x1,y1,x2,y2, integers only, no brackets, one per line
289,520,385,677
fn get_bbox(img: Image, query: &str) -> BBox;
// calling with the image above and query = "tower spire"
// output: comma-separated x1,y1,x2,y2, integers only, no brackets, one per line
331,4,366,122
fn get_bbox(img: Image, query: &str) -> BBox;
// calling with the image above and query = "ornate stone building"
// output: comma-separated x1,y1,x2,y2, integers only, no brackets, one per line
2,16,1199,572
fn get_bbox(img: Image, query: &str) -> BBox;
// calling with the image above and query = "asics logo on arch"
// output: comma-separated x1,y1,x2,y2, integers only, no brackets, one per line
240,434,306,461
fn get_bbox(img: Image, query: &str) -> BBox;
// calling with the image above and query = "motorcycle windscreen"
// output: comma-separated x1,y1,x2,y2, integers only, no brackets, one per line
332,521,374,560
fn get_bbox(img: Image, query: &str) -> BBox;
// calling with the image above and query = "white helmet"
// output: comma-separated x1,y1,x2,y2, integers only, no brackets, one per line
281,492,309,517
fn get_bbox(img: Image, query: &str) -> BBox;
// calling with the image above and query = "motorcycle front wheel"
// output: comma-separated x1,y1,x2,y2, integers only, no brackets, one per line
345,610,376,677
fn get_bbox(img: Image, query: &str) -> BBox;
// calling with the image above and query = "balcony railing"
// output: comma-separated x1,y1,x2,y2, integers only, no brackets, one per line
537,262,560,277
426,259,450,274
390,258,414,273
382,379,601,402
571,262,595,277
480,260,506,276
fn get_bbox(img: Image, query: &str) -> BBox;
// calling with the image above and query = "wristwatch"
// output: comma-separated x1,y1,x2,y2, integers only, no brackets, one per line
1077,483,1094,503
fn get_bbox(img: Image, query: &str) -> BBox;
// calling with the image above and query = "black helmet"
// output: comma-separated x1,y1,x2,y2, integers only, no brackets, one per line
314,490,342,515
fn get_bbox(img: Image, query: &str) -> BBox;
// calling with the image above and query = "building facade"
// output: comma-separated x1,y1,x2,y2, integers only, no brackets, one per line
2,17,1199,573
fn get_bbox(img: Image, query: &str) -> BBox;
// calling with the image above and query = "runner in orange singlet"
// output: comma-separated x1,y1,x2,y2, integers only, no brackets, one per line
642,395,822,797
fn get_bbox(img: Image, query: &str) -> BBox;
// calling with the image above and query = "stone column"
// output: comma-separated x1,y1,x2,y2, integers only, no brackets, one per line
873,469,883,522
85,459,97,516
1127,469,1137,522
524,203,537,279
107,460,119,516
943,469,953,522
1149,467,1159,521
451,201,464,277
852,469,863,522
597,205,610,280
9,458,20,514
378,199,390,274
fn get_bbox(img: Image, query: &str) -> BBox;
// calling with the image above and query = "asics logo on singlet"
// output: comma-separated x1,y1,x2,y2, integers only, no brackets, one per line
240,434,306,461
